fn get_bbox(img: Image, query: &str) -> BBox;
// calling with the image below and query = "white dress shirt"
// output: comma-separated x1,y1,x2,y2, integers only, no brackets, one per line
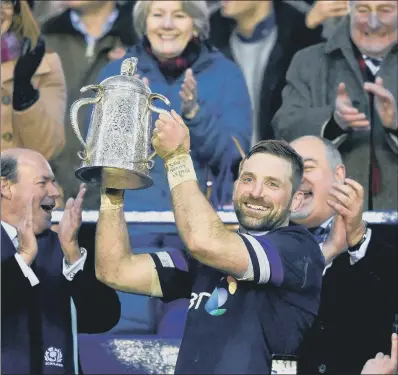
320,217,372,276
1,221,87,287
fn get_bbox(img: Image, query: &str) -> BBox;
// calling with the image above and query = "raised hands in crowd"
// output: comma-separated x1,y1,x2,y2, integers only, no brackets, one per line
361,333,398,374
17,182,87,266
364,77,398,132
321,177,366,262
180,68,199,119
135,67,200,121
334,79,398,132
16,195,38,266
327,178,366,247
57,183,87,265
334,82,370,130
306,0,350,29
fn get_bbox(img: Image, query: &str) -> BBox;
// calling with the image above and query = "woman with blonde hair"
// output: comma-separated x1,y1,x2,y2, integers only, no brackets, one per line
97,0,251,212
1,0,66,160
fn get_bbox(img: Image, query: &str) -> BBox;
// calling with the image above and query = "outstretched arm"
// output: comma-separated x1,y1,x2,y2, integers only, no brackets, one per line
152,110,250,277
94,189,162,297
172,179,249,277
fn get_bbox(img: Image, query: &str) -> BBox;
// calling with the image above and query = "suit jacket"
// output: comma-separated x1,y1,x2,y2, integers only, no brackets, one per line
209,1,323,141
272,16,398,211
1,226,121,374
298,223,398,374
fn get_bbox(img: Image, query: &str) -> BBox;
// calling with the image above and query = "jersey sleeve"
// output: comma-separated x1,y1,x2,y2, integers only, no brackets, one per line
149,250,193,302
238,227,324,291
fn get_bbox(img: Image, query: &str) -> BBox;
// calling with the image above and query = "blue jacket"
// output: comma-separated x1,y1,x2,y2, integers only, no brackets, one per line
1,226,121,374
95,42,252,214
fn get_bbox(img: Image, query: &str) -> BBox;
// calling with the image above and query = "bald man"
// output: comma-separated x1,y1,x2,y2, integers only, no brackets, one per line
1,148,120,374
290,136,397,374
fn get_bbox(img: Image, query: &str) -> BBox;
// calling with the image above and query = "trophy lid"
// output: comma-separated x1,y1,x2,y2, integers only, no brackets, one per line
99,57,150,94
121,57,137,76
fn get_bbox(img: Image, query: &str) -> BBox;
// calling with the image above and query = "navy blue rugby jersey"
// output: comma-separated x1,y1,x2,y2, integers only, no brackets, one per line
149,225,324,374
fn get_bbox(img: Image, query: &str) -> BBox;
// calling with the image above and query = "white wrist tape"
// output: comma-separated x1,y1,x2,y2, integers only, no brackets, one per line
166,154,197,191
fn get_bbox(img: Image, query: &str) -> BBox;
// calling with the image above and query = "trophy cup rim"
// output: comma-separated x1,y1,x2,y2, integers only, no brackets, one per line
75,166,154,190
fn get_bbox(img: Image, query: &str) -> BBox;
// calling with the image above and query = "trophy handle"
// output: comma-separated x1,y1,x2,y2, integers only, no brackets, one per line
145,93,172,168
70,84,104,160
147,93,171,115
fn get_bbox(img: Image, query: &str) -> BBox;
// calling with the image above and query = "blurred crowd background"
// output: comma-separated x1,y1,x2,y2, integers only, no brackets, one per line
1,0,397,373
4,0,395,214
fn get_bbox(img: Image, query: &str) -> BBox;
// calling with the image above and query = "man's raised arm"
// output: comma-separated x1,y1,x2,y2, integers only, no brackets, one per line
95,189,162,297
152,110,250,278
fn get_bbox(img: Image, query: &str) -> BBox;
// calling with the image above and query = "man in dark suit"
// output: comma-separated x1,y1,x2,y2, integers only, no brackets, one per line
290,136,398,374
1,148,121,374
209,0,323,144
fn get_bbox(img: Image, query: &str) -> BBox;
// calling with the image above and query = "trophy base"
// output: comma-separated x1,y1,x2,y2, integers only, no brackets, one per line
75,166,153,190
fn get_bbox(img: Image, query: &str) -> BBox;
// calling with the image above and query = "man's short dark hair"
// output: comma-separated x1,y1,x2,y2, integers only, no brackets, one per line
1,154,19,183
239,140,304,194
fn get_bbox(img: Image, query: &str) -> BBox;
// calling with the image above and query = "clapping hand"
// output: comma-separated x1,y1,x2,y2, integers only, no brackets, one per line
334,83,370,131
180,69,199,119
364,77,398,131
327,178,366,247
58,183,86,265
306,0,349,29
322,214,348,264
16,195,38,266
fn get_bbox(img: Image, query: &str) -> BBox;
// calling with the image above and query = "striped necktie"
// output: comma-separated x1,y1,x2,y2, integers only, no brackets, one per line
358,54,383,205
309,227,327,244
363,55,382,76
309,221,332,244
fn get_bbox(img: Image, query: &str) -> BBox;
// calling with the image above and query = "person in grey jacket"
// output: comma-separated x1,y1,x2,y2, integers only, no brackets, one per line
272,0,398,211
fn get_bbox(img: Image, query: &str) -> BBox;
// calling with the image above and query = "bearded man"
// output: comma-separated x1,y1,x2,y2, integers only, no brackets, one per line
94,110,324,375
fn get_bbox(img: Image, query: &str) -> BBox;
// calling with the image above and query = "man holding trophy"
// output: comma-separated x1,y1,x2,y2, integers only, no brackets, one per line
94,108,324,373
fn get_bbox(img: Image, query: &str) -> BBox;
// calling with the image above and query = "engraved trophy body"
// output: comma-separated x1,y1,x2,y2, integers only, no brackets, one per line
70,57,170,189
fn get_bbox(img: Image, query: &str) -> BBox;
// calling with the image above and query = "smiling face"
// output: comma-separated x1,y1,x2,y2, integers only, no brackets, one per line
290,137,345,228
350,0,398,58
1,0,14,36
233,153,303,232
2,152,61,235
146,1,195,61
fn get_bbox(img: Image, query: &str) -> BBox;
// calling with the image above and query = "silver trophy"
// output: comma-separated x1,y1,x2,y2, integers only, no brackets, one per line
70,57,170,190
